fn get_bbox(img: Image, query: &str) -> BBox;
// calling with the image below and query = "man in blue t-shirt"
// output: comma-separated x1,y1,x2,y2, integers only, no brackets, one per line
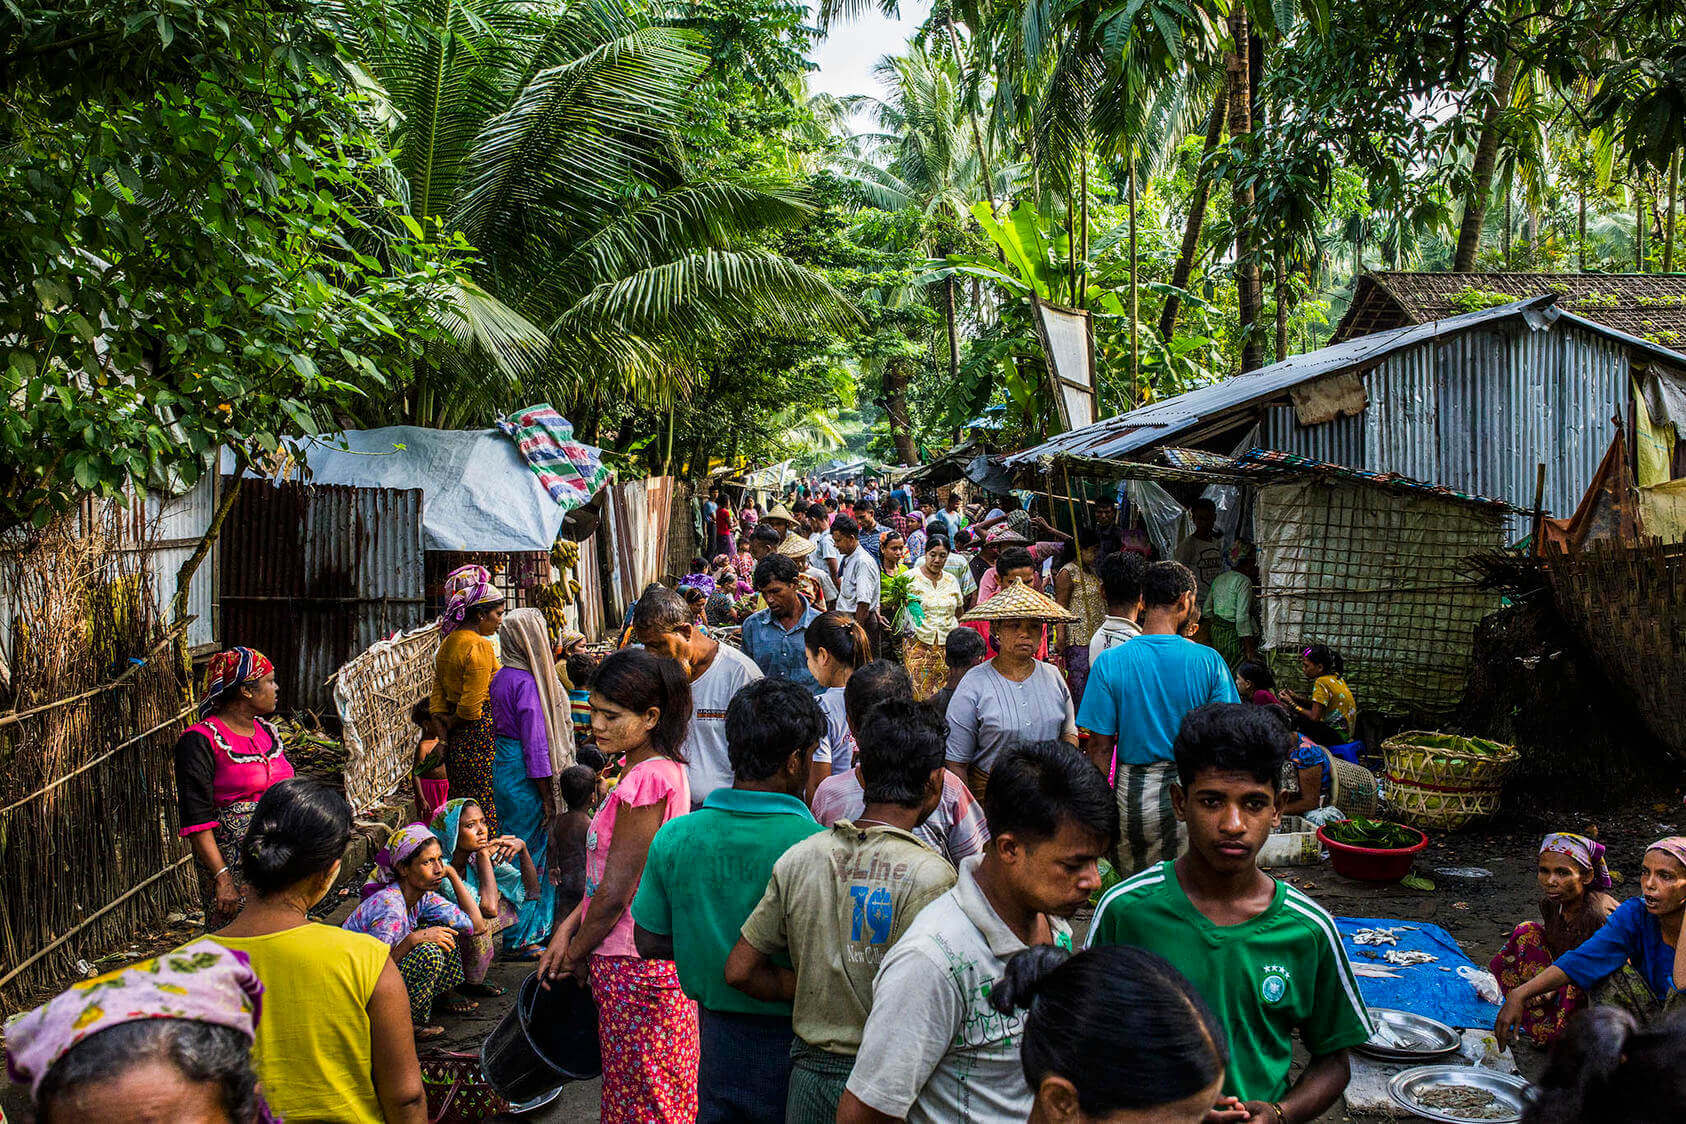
1077,560,1238,875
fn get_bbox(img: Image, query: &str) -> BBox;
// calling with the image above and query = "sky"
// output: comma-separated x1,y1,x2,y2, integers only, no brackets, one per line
806,1,930,102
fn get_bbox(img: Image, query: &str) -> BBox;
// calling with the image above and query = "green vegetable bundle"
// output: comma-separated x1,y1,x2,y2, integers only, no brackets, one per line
1323,818,1421,849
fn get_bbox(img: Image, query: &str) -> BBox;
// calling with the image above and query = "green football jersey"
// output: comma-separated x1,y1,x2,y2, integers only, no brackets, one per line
1086,861,1374,1102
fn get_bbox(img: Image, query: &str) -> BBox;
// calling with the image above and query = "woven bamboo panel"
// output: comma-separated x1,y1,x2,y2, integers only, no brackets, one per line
333,623,442,812
1544,537,1686,758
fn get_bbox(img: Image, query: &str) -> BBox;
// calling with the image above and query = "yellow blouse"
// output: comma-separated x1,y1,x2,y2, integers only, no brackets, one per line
431,627,499,722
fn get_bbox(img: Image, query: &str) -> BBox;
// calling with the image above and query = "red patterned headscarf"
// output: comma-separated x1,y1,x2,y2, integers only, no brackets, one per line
199,647,274,719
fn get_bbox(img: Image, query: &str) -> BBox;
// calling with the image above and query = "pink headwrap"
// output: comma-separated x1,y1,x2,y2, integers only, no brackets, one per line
440,564,502,635
1540,833,1612,890
1647,836,1686,873
4,940,263,1100
360,822,437,899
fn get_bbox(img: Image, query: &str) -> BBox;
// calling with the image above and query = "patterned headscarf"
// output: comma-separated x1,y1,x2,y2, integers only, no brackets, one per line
360,822,437,900
4,939,265,1101
198,647,274,719
440,564,503,635
1540,833,1613,890
496,608,575,776
1647,836,1686,874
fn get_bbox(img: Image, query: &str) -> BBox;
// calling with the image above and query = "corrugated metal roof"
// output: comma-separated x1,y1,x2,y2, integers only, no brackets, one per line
1005,296,1686,468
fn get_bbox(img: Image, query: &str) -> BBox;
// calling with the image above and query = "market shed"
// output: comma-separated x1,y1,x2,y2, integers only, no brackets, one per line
1005,296,1686,537
1021,450,1514,721
1332,272,1686,356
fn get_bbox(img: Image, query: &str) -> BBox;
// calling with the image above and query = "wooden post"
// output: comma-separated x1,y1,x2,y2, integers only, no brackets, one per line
1531,462,1547,552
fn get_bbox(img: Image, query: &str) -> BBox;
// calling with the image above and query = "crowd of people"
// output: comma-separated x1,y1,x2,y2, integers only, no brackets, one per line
8,479,1686,1123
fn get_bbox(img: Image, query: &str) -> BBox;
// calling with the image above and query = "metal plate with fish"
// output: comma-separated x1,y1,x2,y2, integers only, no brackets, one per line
1388,1065,1529,1123
1352,1009,1462,1061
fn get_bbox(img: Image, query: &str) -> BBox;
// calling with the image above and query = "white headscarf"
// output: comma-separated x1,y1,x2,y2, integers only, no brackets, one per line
496,608,575,776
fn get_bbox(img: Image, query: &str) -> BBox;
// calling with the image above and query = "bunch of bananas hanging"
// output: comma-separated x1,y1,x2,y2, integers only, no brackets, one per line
535,539,584,636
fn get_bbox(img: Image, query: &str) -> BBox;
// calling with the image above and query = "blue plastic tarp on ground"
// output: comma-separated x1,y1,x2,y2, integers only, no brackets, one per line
1336,916,1500,1030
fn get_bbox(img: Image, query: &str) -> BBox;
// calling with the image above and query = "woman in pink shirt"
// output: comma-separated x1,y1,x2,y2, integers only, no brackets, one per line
173,646,294,930
539,648,695,1122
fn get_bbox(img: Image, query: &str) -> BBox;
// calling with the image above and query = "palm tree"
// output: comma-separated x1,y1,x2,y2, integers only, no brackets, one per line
837,49,1011,461
340,0,855,427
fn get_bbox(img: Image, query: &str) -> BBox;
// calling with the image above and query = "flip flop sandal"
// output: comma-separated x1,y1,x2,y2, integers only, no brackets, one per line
415,1025,445,1041
510,944,545,961
459,981,507,998
439,994,479,1016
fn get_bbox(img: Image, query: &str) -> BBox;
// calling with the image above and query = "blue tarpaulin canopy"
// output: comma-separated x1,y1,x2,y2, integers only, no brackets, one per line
224,426,575,552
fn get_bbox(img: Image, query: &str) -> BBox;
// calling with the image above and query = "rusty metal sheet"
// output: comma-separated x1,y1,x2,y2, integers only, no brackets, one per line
220,480,425,716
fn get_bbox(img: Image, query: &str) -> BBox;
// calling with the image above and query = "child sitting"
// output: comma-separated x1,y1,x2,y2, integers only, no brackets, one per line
548,762,601,926
1235,660,1280,707
1283,643,1356,746
411,698,449,820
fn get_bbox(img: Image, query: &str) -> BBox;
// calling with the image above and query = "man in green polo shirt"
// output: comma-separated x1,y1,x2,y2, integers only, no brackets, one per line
632,677,825,1124
1088,703,1373,1123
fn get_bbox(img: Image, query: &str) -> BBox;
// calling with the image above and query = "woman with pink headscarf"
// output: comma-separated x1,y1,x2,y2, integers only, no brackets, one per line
430,565,506,831
1488,832,1619,1045
5,939,274,1122
1498,836,1686,1048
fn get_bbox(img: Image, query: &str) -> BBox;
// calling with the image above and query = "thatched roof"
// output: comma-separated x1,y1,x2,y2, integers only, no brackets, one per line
1332,272,1686,355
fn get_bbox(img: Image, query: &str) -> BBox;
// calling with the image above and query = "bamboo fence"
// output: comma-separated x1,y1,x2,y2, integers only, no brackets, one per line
0,516,193,1013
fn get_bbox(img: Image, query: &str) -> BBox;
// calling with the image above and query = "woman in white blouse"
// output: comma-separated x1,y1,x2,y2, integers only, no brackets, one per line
905,536,967,700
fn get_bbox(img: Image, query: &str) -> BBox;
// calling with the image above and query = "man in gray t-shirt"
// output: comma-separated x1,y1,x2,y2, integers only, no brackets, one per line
632,585,762,803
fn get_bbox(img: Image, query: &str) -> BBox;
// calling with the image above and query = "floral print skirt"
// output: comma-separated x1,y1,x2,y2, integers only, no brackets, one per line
591,954,699,1123
445,714,498,834
904,639,947,701
1489,921,1584,1045
199,800,259,931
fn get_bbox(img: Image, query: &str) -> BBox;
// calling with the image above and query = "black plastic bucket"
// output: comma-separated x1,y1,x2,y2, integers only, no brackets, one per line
479,972,602,1105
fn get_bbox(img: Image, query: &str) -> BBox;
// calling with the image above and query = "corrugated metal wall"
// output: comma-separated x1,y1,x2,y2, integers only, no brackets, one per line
1267,320,1629,535
125,474,218,652
220,480,425,716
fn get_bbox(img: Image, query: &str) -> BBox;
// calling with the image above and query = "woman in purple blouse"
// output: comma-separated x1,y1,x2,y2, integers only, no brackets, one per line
489,608,574,953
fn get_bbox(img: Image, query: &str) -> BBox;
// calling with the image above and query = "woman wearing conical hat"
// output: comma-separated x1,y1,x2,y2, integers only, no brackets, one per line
943,579,1080,798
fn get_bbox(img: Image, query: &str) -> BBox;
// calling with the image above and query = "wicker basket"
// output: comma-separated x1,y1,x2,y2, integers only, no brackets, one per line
1382,731,1521,830
1326,757,1380,818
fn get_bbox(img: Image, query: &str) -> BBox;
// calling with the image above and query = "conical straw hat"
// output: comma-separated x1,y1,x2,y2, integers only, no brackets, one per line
777,532,816,560
764,503,801,526
961,578,1077,623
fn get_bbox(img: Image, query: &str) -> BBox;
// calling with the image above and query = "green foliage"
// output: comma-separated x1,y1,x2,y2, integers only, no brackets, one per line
0,0,461,527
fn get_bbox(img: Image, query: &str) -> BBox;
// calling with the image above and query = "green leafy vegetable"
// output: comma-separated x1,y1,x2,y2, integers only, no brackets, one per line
1324,818,1421,849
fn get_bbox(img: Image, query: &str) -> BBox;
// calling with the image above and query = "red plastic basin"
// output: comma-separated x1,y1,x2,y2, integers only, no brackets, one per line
1316,824,1428,883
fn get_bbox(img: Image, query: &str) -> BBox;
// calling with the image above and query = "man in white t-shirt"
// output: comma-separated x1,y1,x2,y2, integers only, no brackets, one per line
806,502,841,585
632,584,762,804
837,740,1117,1124
1088,550,1146,664
832,514,883,657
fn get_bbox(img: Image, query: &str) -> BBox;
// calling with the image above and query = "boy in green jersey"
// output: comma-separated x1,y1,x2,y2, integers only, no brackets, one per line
1087,703,1373,1123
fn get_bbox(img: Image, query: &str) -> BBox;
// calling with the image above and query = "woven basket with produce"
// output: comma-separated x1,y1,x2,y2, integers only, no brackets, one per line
1382,731,1520,831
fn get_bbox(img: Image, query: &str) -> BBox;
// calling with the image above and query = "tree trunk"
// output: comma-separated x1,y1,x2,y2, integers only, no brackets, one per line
945,276,960,384
1665,153,1678,274
884,360,919,465
1274,250,1288,363
1637,183,1646,271
1502,172,1513,267
1453,51,1522,272
1228,7,1263,372
945,18,996,210
1129,157,1139,397
1160,79,1227,341
1578,191,1587,271
172,469,244,685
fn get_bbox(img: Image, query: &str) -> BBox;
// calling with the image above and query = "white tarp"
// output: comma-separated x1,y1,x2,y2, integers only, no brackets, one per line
223,427,568,552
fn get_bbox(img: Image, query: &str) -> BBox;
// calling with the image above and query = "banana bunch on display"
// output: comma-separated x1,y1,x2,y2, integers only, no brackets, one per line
536,538,584,636
550,539,580,570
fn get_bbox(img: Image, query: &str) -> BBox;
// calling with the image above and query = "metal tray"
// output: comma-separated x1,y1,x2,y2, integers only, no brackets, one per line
1353,1009,1462,1061
1388,1065,1529,1123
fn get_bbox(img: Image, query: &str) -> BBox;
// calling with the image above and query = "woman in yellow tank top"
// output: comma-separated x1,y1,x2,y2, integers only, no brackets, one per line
209,778,427,1123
